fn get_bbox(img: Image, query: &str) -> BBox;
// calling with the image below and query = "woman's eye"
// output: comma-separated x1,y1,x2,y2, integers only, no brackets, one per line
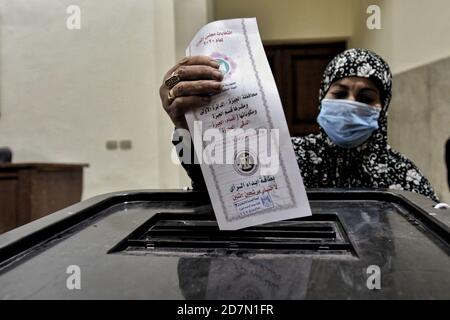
358,95,375,104
332,91,347,99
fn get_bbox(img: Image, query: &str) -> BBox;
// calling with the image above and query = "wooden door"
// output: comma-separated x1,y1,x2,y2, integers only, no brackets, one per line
265,42,346,137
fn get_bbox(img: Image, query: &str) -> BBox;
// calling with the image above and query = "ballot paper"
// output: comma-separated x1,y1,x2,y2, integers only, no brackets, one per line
185,18,311,230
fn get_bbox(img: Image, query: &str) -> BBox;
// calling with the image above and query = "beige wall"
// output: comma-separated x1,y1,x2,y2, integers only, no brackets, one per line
351,0,450,74
349,0,394,69
392,0,450,74
0,0,211,199
175,0,215,60
214,0,352,43
389,58,450,202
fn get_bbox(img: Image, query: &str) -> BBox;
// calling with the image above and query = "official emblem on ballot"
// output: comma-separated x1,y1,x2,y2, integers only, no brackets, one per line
185,18,312,230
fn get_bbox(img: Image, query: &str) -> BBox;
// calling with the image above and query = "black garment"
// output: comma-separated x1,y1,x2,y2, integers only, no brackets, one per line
173,48,439,202
446,138,450,190
0,147,12,163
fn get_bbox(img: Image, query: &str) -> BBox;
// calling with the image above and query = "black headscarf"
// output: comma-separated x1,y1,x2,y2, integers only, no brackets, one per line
291,48,439,201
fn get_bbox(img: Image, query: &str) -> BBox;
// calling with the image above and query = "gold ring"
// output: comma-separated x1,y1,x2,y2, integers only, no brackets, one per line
164,72,181,89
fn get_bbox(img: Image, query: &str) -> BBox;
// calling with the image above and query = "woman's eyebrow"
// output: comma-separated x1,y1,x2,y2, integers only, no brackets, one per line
331,84,349,90
359,87,379,94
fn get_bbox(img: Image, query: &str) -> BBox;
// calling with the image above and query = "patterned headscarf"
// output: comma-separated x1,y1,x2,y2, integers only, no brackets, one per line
316,48,392,152
291,48,439,201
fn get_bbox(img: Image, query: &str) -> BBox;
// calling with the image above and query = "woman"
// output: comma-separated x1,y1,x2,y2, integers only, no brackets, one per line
160,48,439,202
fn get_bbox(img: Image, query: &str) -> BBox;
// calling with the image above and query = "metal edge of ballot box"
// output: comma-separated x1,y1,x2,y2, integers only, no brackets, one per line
0,189,449,300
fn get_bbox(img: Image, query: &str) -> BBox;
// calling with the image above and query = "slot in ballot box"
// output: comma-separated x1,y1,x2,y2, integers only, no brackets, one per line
0,189,449,299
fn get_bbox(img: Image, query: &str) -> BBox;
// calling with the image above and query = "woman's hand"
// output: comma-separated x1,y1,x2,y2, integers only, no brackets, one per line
159,55,223,129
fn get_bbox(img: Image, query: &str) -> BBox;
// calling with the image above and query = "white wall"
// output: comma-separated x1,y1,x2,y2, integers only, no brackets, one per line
0,0,211,199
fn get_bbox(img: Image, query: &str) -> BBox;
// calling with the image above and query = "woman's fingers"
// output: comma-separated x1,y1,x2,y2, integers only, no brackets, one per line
165,55,219,79
177,55,220,69
160,79,221,110
171,80,222,98
177,65,223,81
167,95,212,125
159,55,222,129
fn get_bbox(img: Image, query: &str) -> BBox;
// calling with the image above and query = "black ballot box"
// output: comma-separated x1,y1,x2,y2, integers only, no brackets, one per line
0,189,449,299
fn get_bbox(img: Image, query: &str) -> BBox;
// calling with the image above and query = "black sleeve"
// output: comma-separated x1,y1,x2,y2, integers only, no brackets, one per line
446,138,450,189
171,129,207,191
181,161,207,191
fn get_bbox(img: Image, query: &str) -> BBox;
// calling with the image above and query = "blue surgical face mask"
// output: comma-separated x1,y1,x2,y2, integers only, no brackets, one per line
317,99,381,148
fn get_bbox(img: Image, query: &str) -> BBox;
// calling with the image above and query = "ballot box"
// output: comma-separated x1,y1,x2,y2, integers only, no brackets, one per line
0,189,449,299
